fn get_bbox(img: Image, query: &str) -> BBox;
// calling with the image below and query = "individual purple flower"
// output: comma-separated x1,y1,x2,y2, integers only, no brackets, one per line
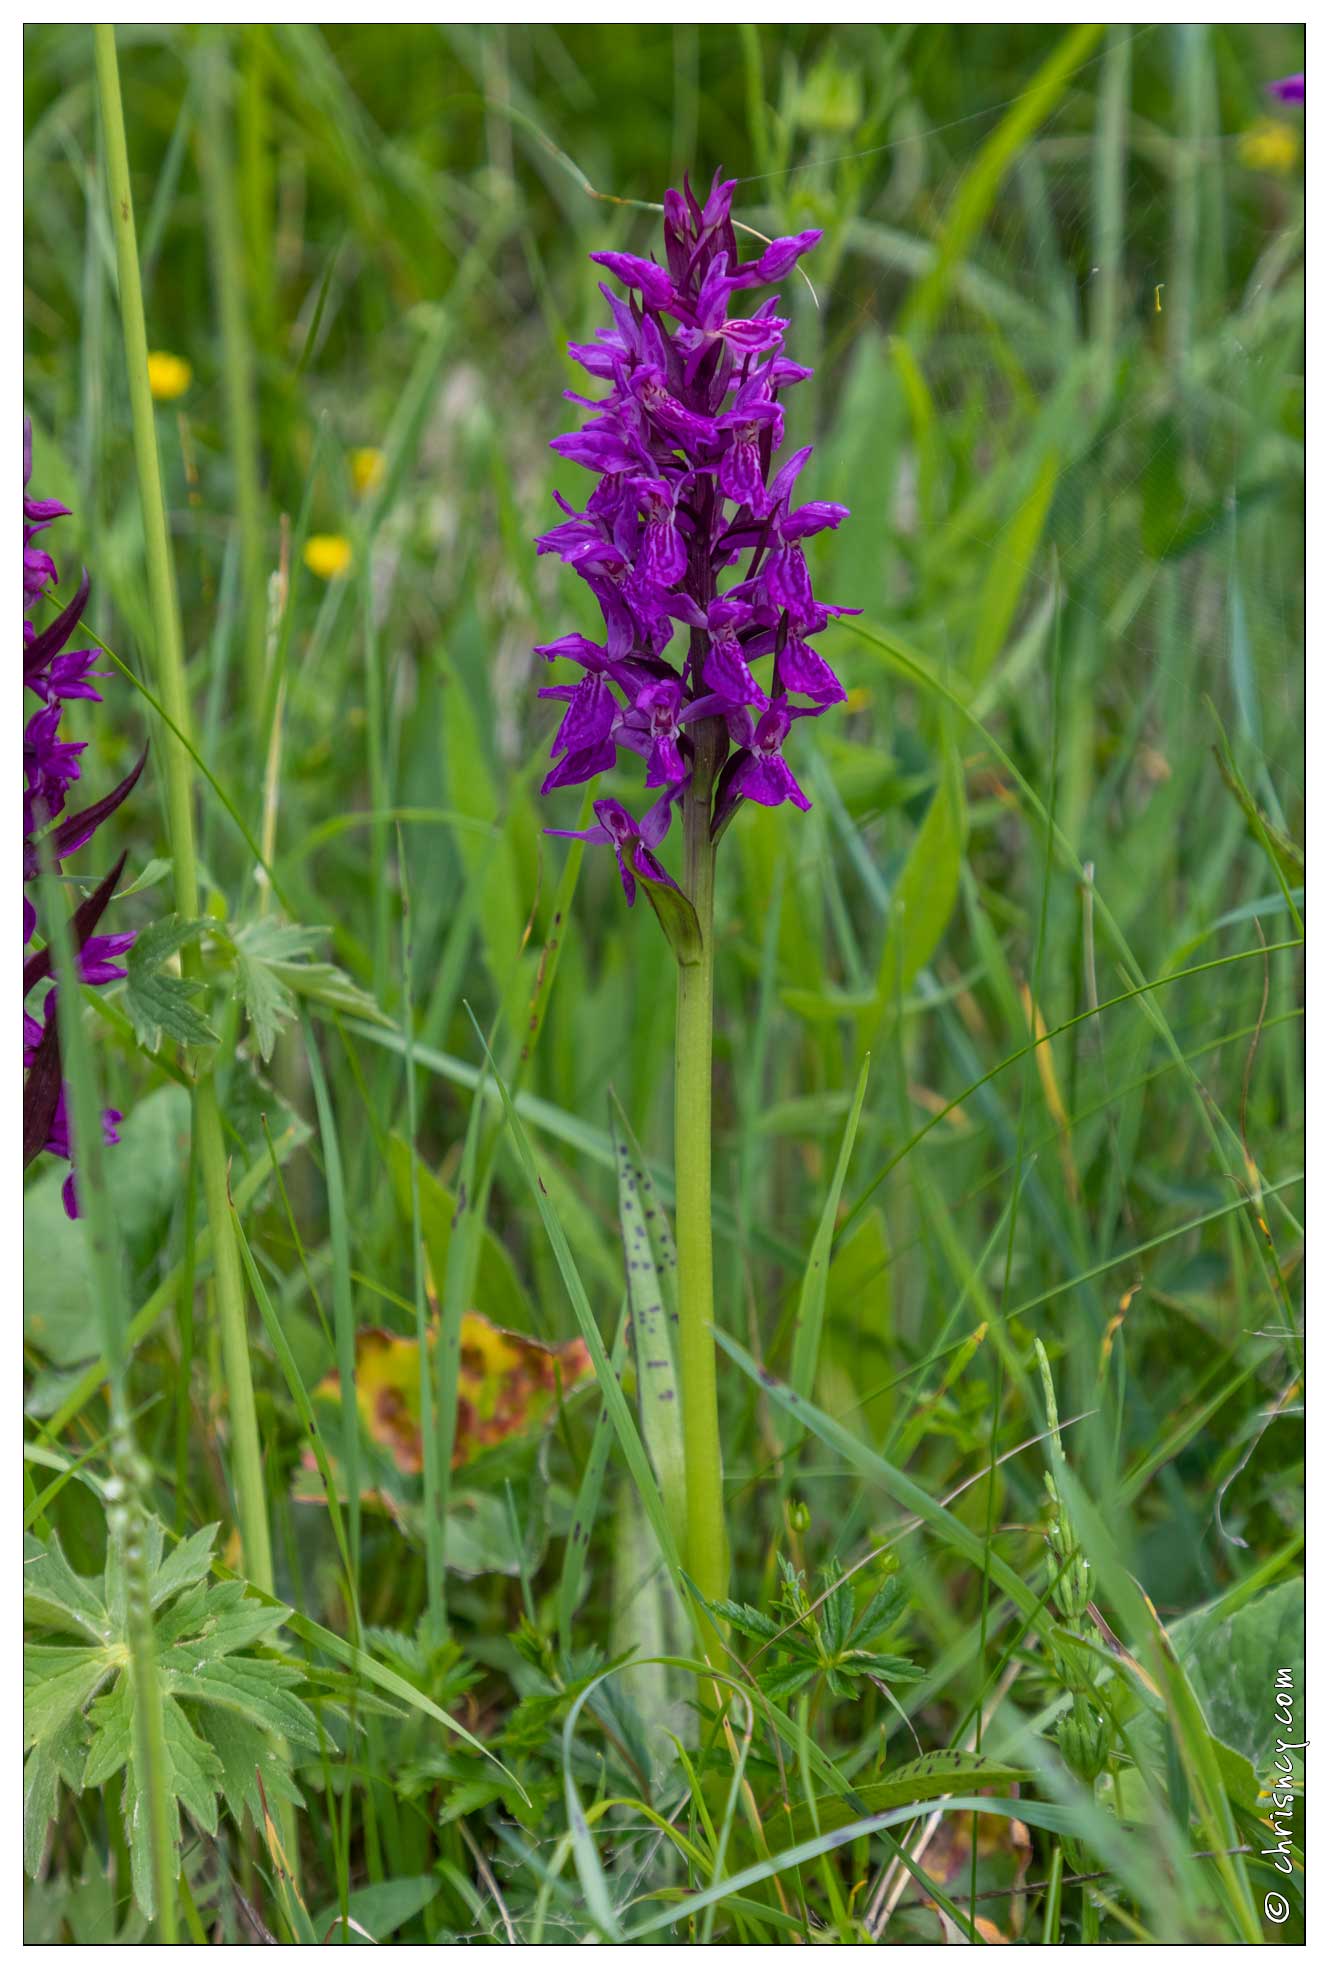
1267,73,1304,104
533,172,853,904
23,422,142,1218
547,793,680,907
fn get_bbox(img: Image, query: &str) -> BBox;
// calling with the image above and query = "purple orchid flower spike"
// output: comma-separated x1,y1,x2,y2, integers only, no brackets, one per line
23,421,140,1218
1267,73,1304,104
532,170,853,911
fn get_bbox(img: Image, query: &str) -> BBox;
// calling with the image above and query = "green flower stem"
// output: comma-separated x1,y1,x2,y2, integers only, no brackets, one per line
94,24,273,1597
675,722,729,1614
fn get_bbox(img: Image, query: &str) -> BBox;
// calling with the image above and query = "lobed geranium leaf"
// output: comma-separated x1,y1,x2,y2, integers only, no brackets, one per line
23,1519,318,1914
231,917,390,1060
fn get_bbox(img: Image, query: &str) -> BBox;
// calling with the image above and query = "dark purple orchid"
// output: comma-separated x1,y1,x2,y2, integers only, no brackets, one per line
23,422,141,1217
534,172,854,905
1267,73,1304,104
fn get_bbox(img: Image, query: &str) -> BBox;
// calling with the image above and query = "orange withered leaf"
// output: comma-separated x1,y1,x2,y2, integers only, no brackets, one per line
316,1314,594,1477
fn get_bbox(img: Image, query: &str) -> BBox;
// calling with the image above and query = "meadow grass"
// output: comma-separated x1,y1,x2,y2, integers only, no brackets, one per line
23,21,1303,1944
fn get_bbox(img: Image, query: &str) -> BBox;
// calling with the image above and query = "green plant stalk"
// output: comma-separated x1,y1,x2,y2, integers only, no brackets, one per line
36,850,175,1940
94,24,273,1596
674,725,728,1612
197,29,267,725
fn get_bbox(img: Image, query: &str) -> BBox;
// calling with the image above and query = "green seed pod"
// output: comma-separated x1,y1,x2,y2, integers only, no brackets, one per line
787,1496,811,1536
1057,1696,1110,1784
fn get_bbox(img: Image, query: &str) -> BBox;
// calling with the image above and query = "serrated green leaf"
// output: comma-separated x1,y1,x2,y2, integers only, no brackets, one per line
847,1650,925,1681
758,1661,819,1701
233,950,297,1059
819,1569,855,1658
192,1705,305,1831
168,1655,321,1747
24,1645,117,1748
710,1598,782,1642
851,1571,905,1647
230,914,391,1052
23,1531,109,1642
147,1522,220,1609
82,1673,133,1789
155,1577,289,1657
24,1712,87,1876
122,1697,224,1919
124,914,218,1050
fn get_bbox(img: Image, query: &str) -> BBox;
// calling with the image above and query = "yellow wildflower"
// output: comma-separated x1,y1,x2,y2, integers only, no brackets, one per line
349,446,386,496
1238,119,1300,174
147,351,192,401
303,534,353,581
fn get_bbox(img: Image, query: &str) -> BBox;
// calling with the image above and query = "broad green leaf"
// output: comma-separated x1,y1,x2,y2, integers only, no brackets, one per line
24,1085,192,1368
312,1874,441,1945
1170,1580,1304,1773
386,1134,534,1331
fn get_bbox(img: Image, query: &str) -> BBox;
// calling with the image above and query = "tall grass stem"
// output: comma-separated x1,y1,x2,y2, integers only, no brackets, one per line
197,30,268,725
94,22,273,1595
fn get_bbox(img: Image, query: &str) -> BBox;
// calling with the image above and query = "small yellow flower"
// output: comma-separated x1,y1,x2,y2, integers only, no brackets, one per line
1238,119,1300,175
843,685,871,714
349,446,386,496
147,351,192,401
303,534,353,581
